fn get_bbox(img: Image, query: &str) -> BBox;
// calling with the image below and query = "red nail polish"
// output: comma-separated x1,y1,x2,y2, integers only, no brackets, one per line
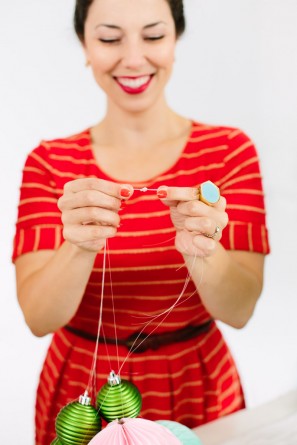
157,189,167,199
120,188,131,198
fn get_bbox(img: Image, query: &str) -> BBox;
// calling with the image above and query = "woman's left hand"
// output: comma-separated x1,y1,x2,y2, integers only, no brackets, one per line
157,186,228,257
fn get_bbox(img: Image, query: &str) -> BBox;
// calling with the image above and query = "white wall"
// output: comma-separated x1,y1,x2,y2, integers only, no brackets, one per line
1,0,297,443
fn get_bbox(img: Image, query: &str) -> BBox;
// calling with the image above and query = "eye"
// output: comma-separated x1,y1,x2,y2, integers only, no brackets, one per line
99,38,121,44
145,36,165,41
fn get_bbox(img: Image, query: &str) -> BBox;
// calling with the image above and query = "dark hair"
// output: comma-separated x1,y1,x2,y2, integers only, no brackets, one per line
74,0,185,42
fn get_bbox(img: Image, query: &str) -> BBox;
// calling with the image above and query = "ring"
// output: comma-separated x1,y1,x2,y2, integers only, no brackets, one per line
197,180,220,206
204,225,220,239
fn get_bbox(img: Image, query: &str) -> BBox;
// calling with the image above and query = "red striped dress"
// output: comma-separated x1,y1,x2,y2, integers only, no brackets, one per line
13,121,270,445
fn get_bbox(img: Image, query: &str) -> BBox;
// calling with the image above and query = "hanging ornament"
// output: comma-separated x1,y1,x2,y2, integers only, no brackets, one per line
50,439,62,445
55,391,101,445
156,420,202,444
88,417,183,444
96,371,142,422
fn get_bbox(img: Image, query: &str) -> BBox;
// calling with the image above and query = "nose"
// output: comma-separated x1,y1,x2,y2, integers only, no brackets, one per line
121,39,146,70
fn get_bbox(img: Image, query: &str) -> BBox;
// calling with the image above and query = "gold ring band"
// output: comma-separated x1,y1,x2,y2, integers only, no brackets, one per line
204,225,220,239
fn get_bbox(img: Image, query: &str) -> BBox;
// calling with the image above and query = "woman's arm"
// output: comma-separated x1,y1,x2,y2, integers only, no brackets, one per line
15,178,133,337
158,186,265,329
15,245,97,337
184,248,264,329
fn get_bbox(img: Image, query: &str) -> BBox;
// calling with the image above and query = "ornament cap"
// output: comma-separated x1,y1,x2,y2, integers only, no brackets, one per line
79,390,91,406
108,371,121,386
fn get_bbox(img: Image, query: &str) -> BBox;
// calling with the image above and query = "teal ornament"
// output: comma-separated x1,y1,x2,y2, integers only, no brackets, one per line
96,371,142,422
50,439,62,445
55,391,101,445
156,420,203,445
199,180,220,205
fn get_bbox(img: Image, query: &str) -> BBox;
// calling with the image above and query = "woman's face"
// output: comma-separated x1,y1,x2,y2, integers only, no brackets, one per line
83,0,176,113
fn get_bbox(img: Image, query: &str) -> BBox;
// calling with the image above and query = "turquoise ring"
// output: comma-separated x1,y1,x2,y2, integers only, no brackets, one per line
198,180,220,206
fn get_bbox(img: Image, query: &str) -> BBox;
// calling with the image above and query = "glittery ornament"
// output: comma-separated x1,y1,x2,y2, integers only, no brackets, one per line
96,371,142,422
55,391,101,445
88,417,183,444
156,420,202,444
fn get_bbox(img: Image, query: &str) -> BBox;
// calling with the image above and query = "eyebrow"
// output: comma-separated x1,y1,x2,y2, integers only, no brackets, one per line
95,21,166,30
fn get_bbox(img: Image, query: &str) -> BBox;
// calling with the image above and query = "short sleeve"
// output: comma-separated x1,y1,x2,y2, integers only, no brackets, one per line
220,129,270,254
12,143,64,262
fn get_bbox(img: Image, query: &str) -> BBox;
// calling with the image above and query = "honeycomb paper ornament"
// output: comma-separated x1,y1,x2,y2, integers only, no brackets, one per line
88,417,183,444
157,420,202,444
96,371,142,422
55,391,101,445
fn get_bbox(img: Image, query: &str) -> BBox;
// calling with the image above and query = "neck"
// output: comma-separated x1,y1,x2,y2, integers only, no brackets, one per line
94,95,183,150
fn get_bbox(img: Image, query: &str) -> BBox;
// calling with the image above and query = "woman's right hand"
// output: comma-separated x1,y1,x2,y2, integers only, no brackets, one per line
57,178,133,252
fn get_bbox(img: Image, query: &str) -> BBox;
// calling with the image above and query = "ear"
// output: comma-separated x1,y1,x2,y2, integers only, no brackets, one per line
81,42,91,67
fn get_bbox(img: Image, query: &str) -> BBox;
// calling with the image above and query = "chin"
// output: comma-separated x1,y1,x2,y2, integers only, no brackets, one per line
116,88,166,114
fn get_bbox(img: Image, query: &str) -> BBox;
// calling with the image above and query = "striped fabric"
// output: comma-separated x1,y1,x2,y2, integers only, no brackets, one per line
13,122,270,445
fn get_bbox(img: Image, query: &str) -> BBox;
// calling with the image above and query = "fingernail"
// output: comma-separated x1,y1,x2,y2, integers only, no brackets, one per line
120,188,131,198
157,189,167,199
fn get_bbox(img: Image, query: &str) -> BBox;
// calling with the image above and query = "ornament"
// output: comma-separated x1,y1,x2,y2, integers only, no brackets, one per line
88,417,183,444
96,371,142,422
50,439,62,445
156,420,202,444
55,391,101,445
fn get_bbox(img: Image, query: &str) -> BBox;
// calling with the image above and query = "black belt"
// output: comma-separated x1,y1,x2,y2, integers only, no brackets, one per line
64,319,213,354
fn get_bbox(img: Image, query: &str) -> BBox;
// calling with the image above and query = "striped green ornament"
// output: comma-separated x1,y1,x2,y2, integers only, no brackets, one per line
51,437,63,445
96,371,142,422
55,391,101,445
50,438,62,445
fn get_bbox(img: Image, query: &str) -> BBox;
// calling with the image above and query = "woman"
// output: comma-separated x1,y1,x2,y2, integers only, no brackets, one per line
13,0,270,444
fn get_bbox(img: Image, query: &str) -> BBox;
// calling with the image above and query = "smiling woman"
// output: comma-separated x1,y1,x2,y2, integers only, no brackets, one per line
81,0,177,114
12,0,270,444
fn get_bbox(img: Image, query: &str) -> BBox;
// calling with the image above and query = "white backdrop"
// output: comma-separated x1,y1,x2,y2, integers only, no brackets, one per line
1,0,297,443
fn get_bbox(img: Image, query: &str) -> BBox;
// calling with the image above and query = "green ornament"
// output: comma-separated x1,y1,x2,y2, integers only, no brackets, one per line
55,391,101,445
96,371,142,422
50,439,62,445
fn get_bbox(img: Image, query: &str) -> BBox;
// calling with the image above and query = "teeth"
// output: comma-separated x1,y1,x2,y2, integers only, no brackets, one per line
117,76,150,89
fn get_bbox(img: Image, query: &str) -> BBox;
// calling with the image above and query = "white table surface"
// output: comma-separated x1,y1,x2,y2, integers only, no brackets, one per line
193,390,297,445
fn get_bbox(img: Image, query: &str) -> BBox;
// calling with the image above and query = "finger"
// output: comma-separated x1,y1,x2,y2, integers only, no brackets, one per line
192,234,217,256
175,230,216,257
157,186,197,204
64,178,134,200
58,189,122,212
62,207,120,228
177,199,212,217
184,216,221,238
176,197,227,217
157,183,223,207
63,224,118,245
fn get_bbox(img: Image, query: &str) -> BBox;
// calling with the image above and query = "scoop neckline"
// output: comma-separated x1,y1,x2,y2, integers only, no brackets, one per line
86,120,196,186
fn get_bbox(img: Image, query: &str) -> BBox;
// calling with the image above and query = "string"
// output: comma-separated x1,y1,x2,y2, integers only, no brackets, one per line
107,240,120,374
134,187,159,192
130,256,204,321
117,253,201,374
86,217,205,404
92,252,200,422
87,239,107,397
87,240,204,381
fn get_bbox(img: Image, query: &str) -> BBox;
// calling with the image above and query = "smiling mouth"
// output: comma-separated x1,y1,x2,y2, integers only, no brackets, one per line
115,75,154,94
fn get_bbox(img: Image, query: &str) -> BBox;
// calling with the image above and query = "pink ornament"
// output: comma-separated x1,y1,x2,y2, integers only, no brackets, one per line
88,417,183,445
